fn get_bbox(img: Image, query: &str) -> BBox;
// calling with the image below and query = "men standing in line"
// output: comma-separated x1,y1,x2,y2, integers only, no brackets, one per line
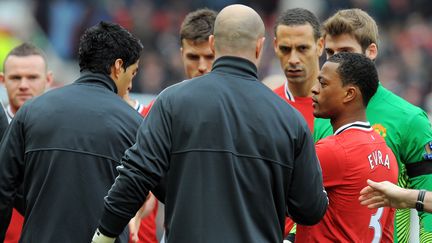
0,42,53,243
92,4,327,243
0,21,143,242
296,52,398,242
314,9,432,242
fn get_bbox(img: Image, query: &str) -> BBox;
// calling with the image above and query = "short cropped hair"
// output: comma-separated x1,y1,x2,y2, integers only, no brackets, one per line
322,9,379,52
4,42,47,71
328,52,378,106
78,21,143,75
274,8,321,40
179,8,217,45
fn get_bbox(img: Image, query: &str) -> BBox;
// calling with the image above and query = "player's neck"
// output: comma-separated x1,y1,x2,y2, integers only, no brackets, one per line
331,110,367,133
287,79,316,97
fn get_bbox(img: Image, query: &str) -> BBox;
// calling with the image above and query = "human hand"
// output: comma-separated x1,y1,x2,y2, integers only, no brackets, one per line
359,179,413,209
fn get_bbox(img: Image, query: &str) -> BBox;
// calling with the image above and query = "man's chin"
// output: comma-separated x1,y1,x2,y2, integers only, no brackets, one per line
313,111,324,119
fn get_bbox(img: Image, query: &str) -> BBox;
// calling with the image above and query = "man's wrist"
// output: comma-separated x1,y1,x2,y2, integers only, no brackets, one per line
91,228,116,243
416,189,427,212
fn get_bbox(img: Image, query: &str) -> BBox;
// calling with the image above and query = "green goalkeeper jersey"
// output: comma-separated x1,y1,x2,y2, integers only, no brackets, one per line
314,84,432,243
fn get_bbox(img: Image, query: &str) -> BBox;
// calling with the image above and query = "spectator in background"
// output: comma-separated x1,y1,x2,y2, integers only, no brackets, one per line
313,8,432,242
0,42,53,243
91,4,327,243
0,21,143,242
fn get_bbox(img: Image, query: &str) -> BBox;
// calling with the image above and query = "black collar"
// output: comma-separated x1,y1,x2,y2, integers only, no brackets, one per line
334,121,372,135
75,71,118,94
211,56,258,79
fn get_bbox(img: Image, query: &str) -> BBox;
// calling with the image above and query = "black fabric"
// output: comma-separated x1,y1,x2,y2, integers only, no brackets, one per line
406,160,432,178
100,56,328,242
0,72,142,243
0,105,7,140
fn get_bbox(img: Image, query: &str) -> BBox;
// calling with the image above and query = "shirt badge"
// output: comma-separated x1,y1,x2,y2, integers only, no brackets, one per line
372,124,387,138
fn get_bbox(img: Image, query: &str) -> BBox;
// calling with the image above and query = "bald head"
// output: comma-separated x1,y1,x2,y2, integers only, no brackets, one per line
213,5,265,57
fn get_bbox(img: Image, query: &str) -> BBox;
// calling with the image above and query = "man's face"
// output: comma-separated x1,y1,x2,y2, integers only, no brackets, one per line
274,24,323,84
311,61,345,119
324,33,363,58
117,61,139,98
181,39,214,79
0,55,52,113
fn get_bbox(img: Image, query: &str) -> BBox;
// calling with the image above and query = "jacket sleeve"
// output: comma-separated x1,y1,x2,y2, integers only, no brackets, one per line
286,124,328,225
98,95,172,237
0,107,26,241
0,105,8,139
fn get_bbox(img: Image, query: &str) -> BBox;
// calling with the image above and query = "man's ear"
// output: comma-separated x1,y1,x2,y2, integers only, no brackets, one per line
365,43,378,61
110,59,123,80
46,71,54,88
0,72,4,84
256,37,265,59
343,86,358,104
317,37,324,56
209,35,216,55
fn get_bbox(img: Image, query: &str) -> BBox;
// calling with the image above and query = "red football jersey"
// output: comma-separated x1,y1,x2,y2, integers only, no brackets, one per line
296,121,398,243
273,82,314,133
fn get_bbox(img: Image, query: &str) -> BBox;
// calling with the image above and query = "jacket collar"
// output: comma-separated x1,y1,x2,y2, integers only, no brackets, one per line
75,71,118,94
211,56,258,79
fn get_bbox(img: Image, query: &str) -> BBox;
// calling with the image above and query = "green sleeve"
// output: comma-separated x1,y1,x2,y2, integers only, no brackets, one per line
401,111,432,163
313,118,332,142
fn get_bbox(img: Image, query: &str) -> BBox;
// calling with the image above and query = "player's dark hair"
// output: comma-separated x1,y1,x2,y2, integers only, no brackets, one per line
328,52,378,106
180,8,217,45
274,8,321,40
78,21,143,75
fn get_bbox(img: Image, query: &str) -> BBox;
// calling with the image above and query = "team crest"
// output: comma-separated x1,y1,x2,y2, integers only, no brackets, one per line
372,124,387,138
424,141,432,160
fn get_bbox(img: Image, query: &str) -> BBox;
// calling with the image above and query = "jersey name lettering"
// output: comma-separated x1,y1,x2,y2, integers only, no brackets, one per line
368,150,390,170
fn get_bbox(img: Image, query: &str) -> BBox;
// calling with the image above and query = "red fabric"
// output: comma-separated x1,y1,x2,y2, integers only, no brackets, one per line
273,84,314,133
129,201,158,243
5,209,24,243
140,100,155,117
296,127,398,242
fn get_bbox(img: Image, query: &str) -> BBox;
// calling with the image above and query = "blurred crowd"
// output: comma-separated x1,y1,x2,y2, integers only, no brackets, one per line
1,0,432,115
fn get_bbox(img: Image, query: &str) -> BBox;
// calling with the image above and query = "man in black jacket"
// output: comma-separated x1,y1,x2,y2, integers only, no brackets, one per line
0,21,143,243
93,4,328,243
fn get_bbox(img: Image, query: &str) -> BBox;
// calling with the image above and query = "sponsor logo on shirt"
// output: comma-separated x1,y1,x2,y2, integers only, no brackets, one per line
372,124,387,138
424,141,432,160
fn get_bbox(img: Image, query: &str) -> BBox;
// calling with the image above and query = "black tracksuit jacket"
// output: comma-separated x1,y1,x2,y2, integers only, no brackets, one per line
0,72,142,243
99,56,328,243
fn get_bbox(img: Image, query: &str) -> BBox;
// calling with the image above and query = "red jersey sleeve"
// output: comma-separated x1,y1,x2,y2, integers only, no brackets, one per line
315,138,345,188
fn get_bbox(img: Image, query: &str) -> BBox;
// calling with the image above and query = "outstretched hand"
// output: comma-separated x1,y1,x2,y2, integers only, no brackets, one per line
359,179,411,209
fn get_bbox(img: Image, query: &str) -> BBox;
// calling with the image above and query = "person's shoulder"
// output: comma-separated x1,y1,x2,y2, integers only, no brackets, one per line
374,86,426,116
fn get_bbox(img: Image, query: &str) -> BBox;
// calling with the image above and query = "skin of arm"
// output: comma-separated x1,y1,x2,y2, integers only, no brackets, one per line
359,179,432,213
